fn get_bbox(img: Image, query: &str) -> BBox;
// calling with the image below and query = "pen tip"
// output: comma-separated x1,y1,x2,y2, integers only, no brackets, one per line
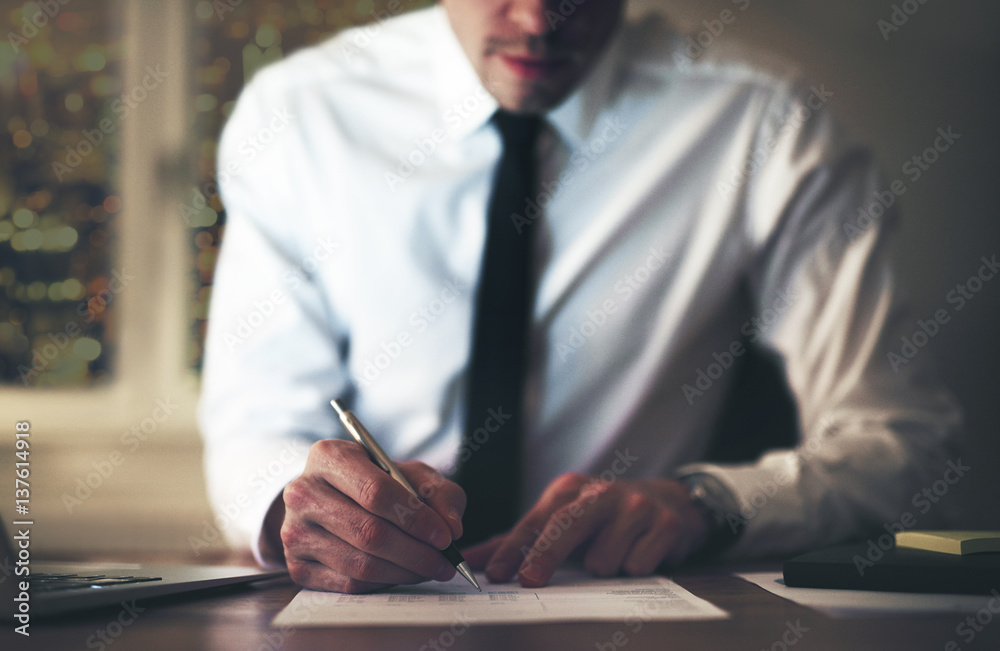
330,399,345,417
455,562,481,592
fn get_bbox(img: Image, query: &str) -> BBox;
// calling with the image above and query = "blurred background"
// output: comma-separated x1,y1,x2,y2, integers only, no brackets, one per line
0,0,996,557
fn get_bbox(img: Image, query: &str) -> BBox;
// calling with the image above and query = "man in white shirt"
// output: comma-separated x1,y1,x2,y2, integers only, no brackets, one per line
200,0,961,594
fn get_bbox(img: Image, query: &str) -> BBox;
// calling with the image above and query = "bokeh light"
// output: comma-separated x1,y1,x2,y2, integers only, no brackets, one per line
3,0,431,383
12,208,36,228
65,91,84,111
1,0,120,386
72,337,102,361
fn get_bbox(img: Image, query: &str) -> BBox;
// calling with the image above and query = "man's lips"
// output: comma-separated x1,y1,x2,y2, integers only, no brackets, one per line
499,54,573,80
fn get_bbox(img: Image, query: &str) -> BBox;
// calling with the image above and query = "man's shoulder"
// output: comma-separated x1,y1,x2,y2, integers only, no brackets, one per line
242,6,444,105
620,10,809,105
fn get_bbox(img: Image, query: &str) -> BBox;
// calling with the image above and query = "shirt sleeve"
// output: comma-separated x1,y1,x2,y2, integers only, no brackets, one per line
677,81,964,557
198,74,350,566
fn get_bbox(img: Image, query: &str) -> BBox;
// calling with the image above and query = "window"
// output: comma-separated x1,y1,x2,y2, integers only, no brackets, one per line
1,1,123,388
0,0,427,437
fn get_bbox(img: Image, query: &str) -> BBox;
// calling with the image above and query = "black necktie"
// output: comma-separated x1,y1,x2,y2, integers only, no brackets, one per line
456,111,542,545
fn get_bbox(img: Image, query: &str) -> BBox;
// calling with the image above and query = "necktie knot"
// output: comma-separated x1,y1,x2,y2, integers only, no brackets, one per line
494,110,542,150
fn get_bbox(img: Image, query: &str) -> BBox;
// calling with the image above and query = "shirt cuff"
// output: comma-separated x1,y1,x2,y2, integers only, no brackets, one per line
673,457,811,559
671,471,745,560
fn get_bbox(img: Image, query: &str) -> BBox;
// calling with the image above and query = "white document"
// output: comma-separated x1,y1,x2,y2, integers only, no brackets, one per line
738,571,997,618
274,568,728,627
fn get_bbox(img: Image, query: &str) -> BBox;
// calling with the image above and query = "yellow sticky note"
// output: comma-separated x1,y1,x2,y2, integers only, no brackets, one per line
895,530,1000,555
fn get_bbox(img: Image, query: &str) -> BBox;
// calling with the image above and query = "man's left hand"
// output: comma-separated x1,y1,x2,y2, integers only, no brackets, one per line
461,473,711,587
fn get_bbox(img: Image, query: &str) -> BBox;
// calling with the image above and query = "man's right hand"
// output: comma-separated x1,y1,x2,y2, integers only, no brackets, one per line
276,439,466,593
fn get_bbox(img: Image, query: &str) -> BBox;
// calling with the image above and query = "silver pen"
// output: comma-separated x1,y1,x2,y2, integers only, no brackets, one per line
331,399,482,592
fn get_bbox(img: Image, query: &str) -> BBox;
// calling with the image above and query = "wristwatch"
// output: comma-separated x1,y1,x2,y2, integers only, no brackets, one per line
675,472,745,560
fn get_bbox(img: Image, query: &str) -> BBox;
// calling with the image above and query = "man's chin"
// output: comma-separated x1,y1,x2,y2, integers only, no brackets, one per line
489,79,574,114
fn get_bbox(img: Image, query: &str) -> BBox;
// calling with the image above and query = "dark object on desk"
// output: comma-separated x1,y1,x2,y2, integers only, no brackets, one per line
783,542,1000,594
703,327,800,464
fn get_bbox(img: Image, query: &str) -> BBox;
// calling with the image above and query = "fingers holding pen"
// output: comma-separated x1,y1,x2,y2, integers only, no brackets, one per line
281,519,429,593
279,439,458,593
317,439,456,550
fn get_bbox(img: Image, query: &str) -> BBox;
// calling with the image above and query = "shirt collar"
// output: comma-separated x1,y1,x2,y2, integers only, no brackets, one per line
545,20,626,149
432,6,499,140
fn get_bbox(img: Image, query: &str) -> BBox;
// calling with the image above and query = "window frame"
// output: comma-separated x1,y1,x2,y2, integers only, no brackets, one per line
0,0,200,442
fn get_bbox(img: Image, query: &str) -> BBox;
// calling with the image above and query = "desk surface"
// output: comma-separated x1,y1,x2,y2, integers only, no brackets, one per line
6,561,1000,651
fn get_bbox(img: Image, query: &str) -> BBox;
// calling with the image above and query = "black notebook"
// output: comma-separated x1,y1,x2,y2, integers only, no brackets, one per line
783,542,1000,594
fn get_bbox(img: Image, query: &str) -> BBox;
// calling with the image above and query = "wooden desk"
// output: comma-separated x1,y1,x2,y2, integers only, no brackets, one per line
6,562,1000,650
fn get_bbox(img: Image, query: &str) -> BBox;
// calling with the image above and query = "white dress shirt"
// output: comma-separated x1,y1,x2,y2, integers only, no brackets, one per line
199,6,962,565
